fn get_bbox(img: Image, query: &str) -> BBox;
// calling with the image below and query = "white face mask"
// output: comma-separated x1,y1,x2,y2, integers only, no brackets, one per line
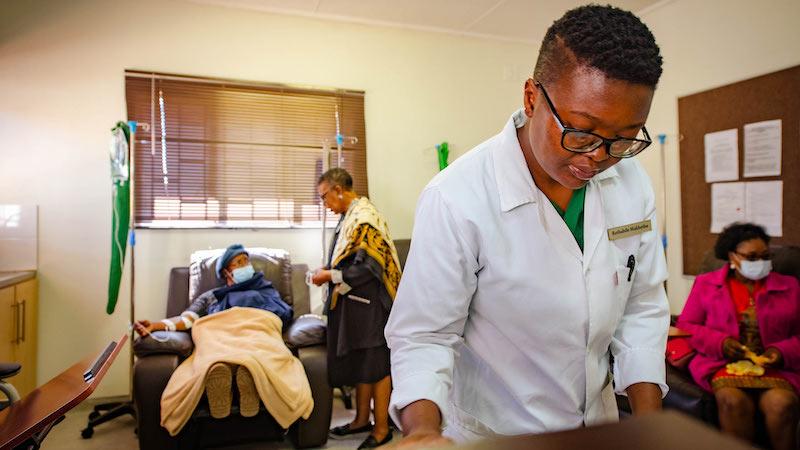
231,264,255,284
737,259,772,281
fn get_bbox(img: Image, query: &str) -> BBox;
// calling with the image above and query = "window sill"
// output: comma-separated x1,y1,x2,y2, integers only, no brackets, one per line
135,220,336,230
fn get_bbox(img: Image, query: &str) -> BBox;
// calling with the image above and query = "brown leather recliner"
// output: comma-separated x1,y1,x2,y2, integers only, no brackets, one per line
132,249,332,449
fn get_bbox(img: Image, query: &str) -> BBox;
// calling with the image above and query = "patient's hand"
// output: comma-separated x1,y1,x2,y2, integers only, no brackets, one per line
133,320,154,336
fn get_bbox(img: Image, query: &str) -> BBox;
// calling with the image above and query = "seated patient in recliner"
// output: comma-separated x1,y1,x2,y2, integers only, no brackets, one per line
134,244,295,420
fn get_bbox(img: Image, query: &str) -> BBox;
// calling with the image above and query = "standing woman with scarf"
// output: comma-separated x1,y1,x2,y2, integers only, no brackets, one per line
311,168,402,449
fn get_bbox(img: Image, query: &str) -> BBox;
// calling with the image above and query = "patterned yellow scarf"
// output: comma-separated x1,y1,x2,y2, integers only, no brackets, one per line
330,197,401,309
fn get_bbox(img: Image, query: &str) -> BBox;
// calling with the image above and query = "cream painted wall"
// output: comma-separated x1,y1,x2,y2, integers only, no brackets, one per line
638,0,800,313
0,0,534,396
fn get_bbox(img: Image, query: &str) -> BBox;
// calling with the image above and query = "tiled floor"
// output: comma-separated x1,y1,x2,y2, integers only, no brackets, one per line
41,394,397,450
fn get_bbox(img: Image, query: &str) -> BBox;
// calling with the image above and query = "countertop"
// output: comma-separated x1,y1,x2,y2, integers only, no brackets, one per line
0,271,36,290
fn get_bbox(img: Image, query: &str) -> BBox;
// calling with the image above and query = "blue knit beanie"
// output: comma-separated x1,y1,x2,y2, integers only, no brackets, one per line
216,244,249,280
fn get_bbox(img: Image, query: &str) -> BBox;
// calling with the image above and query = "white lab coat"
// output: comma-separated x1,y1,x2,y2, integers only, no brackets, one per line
385,110,669,441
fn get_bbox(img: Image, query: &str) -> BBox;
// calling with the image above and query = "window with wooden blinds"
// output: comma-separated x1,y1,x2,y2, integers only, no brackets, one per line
124,71,367,228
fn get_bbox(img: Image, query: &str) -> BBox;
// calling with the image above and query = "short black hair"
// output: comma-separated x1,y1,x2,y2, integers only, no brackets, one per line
318,168,353,190
534,4,663,87
714,222,771,260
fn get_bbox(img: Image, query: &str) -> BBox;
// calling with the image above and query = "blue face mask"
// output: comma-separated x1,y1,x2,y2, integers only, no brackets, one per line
231,264,255,284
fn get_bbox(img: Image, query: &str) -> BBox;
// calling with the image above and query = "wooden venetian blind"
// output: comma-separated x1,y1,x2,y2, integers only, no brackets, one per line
124,71,367,228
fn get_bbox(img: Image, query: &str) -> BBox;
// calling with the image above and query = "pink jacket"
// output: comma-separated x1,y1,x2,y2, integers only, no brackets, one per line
676,266,800,393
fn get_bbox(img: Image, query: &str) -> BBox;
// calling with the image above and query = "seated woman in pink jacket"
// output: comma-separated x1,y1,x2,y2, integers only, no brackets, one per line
677,223,800,450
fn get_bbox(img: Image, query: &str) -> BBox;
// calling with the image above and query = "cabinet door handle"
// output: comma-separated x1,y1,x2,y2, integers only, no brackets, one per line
16,301,21,344
10,302,17,343
20,299,25,343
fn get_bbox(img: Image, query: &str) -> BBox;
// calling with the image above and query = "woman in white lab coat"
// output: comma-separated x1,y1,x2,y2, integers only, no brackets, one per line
385,5,670,448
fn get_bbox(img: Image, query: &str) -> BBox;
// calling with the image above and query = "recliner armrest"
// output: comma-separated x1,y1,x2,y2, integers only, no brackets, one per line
663,364,717,423
133,331,194,358
289,344,331,448
134,354,181,450
285,314,326,349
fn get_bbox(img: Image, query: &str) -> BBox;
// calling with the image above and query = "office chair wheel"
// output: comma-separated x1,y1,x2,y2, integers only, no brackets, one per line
81,427,94,439
88,411,100,420
342,394,352,410
338,385,354,409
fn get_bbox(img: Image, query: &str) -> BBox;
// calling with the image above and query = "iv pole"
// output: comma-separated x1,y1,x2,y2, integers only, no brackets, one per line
318,104,358,410
83,120,150,438
320,104,358,265
655,132,682,295
655,132,683,254
86,79,171,434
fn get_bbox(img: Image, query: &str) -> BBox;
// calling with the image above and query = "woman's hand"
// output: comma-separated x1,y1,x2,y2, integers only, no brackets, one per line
722,338,747,361
311,269,332,286
761,347,784,368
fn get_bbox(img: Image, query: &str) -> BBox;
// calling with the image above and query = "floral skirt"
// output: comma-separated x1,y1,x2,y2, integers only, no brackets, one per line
711,366,794,392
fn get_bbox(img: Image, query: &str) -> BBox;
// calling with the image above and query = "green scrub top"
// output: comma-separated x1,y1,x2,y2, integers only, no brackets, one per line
549,186,586,252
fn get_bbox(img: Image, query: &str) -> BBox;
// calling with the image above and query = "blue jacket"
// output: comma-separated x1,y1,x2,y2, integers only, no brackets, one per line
209,272,293,329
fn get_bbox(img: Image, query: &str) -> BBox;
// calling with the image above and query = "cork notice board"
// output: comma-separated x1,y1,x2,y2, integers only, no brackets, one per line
678,65,800,275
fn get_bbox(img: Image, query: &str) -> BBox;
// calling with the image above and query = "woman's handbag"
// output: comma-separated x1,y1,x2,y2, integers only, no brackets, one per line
666,335,696,369
665,326,695,369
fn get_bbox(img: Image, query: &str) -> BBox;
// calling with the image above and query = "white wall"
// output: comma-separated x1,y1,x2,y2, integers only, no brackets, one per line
638,0,800,313
0,0,534,397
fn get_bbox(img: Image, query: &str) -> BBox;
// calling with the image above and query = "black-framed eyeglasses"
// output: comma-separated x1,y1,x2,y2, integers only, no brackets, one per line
319,188,333,201
734,251,771,261
535,81,652,159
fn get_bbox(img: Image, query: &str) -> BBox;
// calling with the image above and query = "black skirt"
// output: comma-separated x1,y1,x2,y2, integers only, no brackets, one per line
326,290,391,386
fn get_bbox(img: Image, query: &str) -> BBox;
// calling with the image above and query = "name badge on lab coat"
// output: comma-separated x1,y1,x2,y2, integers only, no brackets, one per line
607,219,652,241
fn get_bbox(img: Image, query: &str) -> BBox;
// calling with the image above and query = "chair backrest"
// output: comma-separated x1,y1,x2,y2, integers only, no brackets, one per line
698,245,800,280
773,246,800,280
166,263,311,319
166,267,191,318
188,248,293,305
394,239,411,270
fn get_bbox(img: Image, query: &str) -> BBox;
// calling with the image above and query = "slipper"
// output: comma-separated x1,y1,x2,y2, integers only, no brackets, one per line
330,422,374,436
236,366,260,417
205,363,232,419
358,432,393,449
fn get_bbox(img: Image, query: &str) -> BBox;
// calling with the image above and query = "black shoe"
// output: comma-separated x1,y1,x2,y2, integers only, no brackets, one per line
330,422,374,436
358,432,393,449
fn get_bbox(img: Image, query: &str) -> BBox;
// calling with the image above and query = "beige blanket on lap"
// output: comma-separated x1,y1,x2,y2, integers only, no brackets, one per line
160,307,313,436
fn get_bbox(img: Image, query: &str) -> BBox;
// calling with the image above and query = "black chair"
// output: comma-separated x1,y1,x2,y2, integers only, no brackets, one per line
0,362,21,411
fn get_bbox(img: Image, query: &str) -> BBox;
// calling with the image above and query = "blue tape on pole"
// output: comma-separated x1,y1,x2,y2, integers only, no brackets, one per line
128,120,138,134
657,134,666,145
129,230,136,246
336,134,344,146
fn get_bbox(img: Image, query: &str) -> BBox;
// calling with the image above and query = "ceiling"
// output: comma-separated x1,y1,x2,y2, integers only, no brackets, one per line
186,0,666,44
